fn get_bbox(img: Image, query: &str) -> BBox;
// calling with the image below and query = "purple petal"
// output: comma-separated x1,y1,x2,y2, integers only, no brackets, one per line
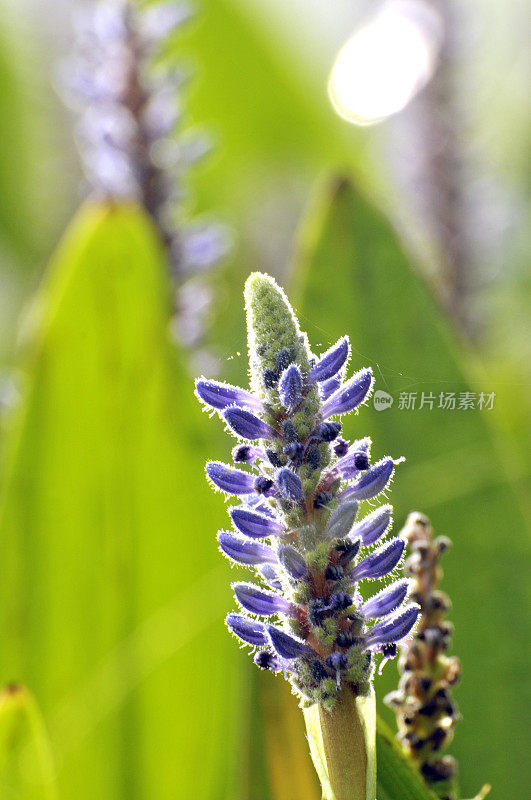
322,368,373,418
226,613,267,646
350,538,405,581
309,337,349,382
350,505,393,546
279,364,302,410
224,406,278,441
233,582,291,616
325,501,359,539
195,378,262,412
320,376,341,401
361,580,410,619
206,462,255,495
364,605,420,646
336,437,372,478
229,506,283,538
339,458,395,502
258,564,283,591
267,626,313,660
278,545,309,580
217,531,277,565
276,467,303,502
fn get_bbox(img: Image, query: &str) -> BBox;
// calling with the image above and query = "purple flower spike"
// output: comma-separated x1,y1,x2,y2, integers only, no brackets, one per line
196,378,262,412
361,580,410,619
340,458,395,502
351,505,393,546
364,605,420,646
206,462,255,495
226,613,268,647
276,467,304,502
279,364,302,410
224,406,278,441
218,531,277,565
350,538,405,581
309,337,349,383
268,626,313,660
233,582,291,616
320,376,342,401
229,506,283,539
278,545,309,580
322,368,373,418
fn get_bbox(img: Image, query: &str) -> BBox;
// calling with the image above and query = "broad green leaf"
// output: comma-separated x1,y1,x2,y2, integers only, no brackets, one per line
0,204,245,799
291,177,529,798
0,684,58,800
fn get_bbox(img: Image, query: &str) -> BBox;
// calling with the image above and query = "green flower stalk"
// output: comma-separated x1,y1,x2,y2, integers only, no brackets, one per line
385,512,461,800
196,273,420,800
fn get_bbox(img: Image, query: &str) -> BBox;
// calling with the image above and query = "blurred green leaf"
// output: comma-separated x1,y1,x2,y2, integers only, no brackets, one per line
0,683,58,800
0,203,246,799
292,176,530,799
376,718,437,800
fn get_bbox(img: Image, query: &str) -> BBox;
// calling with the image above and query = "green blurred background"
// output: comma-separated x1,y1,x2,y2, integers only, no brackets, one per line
0,0,529,798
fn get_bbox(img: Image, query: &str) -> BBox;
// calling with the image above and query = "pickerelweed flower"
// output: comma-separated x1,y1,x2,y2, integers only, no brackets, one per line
196,273,420,715
385,512,461,800
57,0,229,354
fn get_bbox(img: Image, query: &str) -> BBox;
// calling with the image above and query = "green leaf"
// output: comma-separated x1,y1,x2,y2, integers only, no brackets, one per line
0,684,58,800
0,203,245,799
292,176,528,798
376,718,438,800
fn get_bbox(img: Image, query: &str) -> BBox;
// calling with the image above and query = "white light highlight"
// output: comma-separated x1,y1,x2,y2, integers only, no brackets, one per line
329,1,443,126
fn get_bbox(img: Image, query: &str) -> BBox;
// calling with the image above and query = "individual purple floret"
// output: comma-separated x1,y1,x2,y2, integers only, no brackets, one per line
360,580,410,619
226,613,268,646
339,457,395,502
308,336,349,383
278,545,309,580
276,467,304,502
321,367,373,419
196,379,263,412
217,532,277,565
279,364,303,410
350,539,405,581
233,583,291,616
224,407,279,441
206,462,256,495
320,376,342,401
198,273,419,709
350,505,393,546
363,605,420,647
268,626,314,660
229,506,283,538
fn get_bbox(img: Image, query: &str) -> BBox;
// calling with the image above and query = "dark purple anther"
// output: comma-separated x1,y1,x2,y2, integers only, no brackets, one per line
314,421,342,442
254,476,274,495
283,442,303,460
333,438,349,457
